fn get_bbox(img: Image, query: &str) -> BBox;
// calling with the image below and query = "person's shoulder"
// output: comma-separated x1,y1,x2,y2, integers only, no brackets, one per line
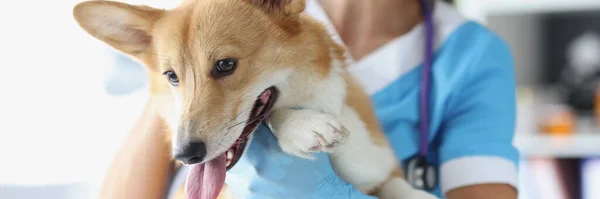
435,3,511,58
445,21,512,55
431,3,513,71
433,4,515,97
435,21,515,97
439,21,514,81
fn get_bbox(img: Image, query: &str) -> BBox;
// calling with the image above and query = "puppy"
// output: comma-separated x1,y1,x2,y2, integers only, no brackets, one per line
73,0,437,198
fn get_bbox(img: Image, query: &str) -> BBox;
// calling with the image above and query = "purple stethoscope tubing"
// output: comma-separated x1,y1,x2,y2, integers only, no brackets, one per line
405,0,437,191
418,0,434,157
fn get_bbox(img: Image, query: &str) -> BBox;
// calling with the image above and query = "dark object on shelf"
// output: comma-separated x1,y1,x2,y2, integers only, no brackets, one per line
541,11,600,112
558,68,600,112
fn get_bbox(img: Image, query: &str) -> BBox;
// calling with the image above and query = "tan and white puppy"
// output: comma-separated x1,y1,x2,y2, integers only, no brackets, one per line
72,0,437,198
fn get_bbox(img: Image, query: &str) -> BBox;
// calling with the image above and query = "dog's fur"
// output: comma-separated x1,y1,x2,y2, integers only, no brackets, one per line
73,0,436,198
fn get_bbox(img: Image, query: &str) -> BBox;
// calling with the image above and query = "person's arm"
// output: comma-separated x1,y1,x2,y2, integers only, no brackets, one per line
98,98,174,199
446,184,517,199
438,30,519,199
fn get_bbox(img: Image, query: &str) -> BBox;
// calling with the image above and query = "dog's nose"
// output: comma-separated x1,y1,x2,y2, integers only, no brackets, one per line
174,141,207,165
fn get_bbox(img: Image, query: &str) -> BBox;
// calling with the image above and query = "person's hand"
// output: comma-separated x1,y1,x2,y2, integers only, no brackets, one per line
225,124,376,199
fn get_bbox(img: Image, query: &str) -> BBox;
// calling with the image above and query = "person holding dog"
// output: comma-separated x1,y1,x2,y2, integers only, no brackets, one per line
98,0,518,199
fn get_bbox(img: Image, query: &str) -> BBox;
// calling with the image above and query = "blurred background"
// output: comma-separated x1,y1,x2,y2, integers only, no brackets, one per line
459,1,600,199
0,0,599,199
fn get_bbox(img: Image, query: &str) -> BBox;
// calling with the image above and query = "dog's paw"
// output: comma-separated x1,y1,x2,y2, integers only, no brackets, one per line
267,109,350,159
375,178,440,199
409,190,439,199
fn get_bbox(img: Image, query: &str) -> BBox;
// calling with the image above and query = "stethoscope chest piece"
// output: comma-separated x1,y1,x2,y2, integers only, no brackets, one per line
406,155,437,191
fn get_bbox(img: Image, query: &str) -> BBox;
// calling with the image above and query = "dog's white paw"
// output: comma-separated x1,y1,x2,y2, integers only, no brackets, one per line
409,190,439,199
376,178,440,199
267,109,350,159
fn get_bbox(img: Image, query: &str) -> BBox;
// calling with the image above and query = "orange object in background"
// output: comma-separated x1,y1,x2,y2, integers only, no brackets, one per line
540,106,575,135
596,86,600,126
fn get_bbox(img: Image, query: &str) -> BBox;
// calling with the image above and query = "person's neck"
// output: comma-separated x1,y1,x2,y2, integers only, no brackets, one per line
318,0,423,60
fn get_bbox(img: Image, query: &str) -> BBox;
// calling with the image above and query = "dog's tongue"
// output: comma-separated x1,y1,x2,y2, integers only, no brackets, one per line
185,154,226,199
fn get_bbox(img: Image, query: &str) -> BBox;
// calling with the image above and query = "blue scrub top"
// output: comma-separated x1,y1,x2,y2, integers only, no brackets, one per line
368,21,519,196
313,1,519,196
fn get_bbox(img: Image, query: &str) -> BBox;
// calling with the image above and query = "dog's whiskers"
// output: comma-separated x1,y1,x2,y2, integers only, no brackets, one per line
227,116,261,130
213,104,259,149
231,105,254,122
225,113,266,131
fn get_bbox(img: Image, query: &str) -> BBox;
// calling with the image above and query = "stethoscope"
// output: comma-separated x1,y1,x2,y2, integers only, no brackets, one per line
405,0,438,191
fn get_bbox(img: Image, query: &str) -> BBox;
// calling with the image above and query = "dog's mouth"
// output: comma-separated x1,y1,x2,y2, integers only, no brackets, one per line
184,86,279,199
225,86,279,170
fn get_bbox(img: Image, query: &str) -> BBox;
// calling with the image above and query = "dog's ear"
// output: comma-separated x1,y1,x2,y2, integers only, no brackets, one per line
248,0,305,16
73,1,164,58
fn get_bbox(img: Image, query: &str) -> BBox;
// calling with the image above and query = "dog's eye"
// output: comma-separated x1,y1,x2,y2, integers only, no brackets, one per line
212,58,238,78
163,71,179,86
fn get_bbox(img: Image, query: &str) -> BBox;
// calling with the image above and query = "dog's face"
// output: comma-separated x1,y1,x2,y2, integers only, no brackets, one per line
73,0,333,168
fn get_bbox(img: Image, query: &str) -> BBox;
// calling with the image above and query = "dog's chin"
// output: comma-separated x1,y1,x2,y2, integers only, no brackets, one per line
218,86,279,170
